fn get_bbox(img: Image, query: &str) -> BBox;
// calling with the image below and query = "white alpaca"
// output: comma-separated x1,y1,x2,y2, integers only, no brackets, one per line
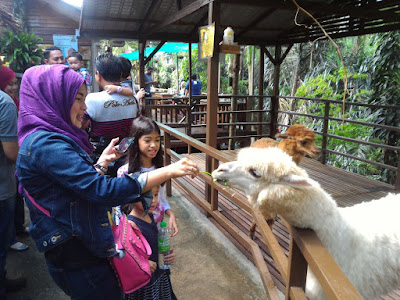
212,147,400,300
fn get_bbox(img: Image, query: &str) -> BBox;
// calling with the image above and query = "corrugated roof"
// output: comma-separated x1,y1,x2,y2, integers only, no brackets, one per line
79,0,400,45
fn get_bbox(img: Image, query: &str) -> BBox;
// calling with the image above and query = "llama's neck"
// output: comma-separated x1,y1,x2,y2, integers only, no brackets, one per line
289,187,355,263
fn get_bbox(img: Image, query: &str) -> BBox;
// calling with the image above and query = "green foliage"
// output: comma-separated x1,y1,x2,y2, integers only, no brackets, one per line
179,48,207,92
295,74,337,99
0,29,43,73
367,31,400,184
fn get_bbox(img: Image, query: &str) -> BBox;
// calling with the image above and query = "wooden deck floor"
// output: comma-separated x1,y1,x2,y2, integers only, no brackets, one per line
171,150,400,298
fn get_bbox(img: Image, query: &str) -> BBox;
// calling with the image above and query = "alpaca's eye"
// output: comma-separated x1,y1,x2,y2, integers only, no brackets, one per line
300,141,308,146
249,168,262,178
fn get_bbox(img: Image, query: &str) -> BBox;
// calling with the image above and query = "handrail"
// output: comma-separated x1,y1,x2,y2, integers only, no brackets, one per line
157,121,361,299
148,93,400,188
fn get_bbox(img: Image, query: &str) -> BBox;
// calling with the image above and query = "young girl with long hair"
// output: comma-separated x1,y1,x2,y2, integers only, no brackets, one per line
117,116,178,235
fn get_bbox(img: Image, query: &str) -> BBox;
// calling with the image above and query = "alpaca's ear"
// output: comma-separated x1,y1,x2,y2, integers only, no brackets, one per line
279,174,314,189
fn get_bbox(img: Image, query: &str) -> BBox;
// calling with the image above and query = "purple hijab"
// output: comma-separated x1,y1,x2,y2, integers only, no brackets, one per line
18,65,93,154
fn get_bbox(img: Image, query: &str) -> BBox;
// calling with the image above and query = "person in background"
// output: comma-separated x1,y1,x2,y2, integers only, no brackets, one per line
43,46,65,65
67,48,77,58
104,56,145,102
16,64,199,300
121,185,177,300
0,88,30,300
117,116,179,236
67,52,91,86
0,66,29,252
82,53,141,176
184,74,202,96
65,48,77,67
144,67,156,104
0,66,19,109
179,80,186,97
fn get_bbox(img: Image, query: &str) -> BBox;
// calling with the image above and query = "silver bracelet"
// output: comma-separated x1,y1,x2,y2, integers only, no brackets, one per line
94,164,108,173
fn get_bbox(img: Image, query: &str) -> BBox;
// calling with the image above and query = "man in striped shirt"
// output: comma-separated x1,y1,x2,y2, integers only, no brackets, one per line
82,53,140,175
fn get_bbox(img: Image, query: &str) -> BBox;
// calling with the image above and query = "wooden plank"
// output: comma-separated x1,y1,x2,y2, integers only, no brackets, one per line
292,228,362,300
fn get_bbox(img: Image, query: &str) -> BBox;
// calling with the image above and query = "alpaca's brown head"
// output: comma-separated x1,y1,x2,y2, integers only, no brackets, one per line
276,124,320,164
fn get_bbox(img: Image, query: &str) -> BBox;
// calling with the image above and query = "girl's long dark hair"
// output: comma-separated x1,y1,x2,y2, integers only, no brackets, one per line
121,116,164,215
126,116,164,173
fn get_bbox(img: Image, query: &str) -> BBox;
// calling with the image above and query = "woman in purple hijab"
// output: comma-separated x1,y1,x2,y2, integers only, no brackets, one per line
16,65,199,300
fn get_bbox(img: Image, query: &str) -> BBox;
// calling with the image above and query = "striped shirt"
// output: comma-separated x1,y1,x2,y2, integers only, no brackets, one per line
83,91,139,139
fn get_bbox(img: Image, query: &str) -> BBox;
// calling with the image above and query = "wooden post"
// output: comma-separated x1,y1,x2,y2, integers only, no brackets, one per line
247,46,255,133
139,40,146,116
270,45,281,137
205,1,220,208
285,236,308,299
139,41,146,90
321,101,330,164
187,42,193,154
258,47,264,138
164,132,172,196
91,41,99,92
175,53,179,94
396,154,400,190
228,53,240,150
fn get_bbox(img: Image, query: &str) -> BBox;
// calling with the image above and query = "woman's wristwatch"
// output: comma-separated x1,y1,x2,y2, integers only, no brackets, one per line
94,163,108,173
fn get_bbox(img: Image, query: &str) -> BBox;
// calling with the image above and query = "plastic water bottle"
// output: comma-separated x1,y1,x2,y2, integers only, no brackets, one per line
158,221,171,269
223,27,234,45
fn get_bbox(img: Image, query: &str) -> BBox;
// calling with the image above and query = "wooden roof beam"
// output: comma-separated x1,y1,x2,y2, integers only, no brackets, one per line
299,2,400,23
186,12,208,39
84,16,148,24
80,29,198,42
138,0,160,34
219,0,399,22
147,0,213,35
236,8,276,38
144,41,166,64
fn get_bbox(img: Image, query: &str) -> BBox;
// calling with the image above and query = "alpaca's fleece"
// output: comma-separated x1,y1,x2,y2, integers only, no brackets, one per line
212,147,400,299
251,137,279,149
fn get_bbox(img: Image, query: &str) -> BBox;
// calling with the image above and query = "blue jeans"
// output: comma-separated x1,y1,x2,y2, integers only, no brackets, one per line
46,261,124,300
0,196,16,297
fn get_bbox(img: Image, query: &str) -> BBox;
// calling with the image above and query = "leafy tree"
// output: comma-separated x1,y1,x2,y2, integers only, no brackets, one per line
368,31,400,183
0,29,43,73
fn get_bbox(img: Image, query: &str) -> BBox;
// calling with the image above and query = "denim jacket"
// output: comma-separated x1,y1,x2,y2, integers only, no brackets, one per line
17,130,150,258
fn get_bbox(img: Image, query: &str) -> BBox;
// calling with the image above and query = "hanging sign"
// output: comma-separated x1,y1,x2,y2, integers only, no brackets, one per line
199,23,215,59
53,34,78,57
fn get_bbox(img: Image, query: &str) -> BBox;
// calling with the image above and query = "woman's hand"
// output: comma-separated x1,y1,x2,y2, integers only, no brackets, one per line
97,138,122,167
143,158,199,192
149,260,157,273
163,248,175,265
166,210,178,237
136,88,146,100
168,158,199,179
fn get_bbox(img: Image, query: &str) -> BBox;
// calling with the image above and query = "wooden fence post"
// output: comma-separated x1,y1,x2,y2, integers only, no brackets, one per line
164,132,172,196
321,101,330,164
285,236,308,300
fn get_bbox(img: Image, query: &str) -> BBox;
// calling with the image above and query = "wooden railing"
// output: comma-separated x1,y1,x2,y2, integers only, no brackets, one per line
158,122,361,299
145,95,271,147
146,94,400,188
277,96,400,189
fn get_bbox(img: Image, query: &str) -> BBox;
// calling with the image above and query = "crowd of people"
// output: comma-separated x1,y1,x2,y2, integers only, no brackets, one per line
0,45,200,300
